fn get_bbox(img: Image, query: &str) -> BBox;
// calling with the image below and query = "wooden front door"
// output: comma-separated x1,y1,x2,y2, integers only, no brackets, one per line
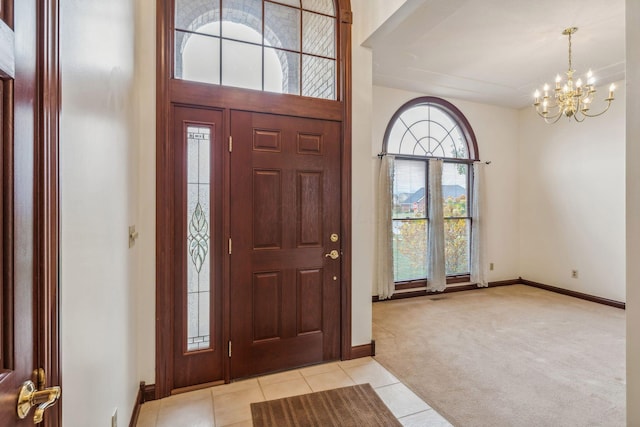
230,111,341,379
0,0,60,425
171,106,224,390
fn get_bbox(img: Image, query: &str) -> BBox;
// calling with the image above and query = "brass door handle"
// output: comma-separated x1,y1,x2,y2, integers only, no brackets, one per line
17,370,61,424
325,250,339,260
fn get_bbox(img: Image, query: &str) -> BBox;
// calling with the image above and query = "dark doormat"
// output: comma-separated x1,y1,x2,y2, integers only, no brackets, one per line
250,383,401,426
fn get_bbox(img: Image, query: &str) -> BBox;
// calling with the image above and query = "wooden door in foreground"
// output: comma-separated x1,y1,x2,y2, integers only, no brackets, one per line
230,111,341,378
0,0,60,425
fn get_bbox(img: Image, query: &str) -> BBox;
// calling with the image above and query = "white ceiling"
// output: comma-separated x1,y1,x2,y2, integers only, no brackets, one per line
364,0,626,109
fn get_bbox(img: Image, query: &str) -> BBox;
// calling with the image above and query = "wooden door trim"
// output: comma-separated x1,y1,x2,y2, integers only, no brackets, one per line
156,0,353,397
35,1,61,425
155,0,173,399
339,0,352,360
1,0,14,375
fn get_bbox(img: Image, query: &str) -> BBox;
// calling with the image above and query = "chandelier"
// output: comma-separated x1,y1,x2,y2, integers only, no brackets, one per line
533,27,615,123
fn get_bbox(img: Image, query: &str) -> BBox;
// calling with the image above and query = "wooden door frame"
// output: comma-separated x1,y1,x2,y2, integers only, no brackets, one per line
1,0,60,424
36,1,61,425
155,0,353,398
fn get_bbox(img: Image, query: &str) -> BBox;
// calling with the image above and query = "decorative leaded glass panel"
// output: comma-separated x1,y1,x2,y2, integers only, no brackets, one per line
221,0,263,43
302,55,335,100
175,0,220,35
186,126,211,352
301,0,335,16
265,48,300,95
221,39,262,90
270,0,301,7
174,0,338,100
176,30,221,84
265,1,300,51
302,11,335,58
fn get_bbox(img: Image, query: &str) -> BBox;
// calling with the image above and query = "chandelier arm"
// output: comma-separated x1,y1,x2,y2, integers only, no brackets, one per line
581,102,613,118
543,113,565,124
534,108,562,120
573,114,587,123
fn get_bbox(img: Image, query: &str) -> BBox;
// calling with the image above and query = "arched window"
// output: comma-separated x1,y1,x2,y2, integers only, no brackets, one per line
174,0,337,99
383,97,478,283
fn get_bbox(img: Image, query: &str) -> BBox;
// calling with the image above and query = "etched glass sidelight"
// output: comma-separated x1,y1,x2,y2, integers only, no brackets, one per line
186,126,211,351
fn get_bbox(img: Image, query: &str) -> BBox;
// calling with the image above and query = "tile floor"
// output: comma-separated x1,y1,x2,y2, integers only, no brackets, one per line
136,357,452,427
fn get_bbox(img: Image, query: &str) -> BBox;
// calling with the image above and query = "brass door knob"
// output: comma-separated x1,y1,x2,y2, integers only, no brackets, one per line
324,250,339,260
17,369,61,424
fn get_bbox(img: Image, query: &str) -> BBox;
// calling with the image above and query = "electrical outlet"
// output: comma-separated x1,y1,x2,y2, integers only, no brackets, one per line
112,409,118,427
489,263,494,271
571,270,578,279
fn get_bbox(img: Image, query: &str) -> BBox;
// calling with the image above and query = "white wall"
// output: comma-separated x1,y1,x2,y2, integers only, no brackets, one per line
626,0,640,423
518,83,626,302
60,0,139,425
349,0,407,346
135,0,157,386
371,85,521,291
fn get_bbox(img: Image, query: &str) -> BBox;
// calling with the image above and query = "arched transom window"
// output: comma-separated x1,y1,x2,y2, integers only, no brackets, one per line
174,0,337,100
383,97,478,283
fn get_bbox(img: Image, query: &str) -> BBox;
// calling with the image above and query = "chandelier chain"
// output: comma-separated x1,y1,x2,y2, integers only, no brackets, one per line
568,31,572,71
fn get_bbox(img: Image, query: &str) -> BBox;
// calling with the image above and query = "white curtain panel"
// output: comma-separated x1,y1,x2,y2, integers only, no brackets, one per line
427,159,446,292
376,155,395,300
471,162,488,287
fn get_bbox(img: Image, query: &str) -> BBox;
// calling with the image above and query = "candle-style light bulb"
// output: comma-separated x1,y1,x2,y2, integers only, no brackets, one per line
609,83,616,99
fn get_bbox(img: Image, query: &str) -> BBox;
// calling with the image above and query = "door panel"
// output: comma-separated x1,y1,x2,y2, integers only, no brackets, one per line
0,0,35,424
230,111,341,379
172,106,224,390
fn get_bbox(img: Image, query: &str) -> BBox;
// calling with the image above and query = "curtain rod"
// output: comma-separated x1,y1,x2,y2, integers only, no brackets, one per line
377,152,491,165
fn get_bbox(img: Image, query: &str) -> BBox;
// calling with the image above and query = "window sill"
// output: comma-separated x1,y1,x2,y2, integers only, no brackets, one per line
395,275,471,291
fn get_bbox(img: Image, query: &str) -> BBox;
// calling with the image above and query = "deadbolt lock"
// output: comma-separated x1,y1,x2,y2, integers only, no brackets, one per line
330,233,339,242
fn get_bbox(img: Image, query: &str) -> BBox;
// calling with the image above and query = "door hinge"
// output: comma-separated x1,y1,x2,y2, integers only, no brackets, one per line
228,238,232,254
229,135,233,152
228,341,232,357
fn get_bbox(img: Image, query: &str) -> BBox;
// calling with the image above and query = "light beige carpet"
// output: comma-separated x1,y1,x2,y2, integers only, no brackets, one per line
373,285,626,427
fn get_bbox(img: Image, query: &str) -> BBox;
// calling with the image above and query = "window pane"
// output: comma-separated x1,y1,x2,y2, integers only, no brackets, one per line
265,48,300,95
442,163,468,217
176,0,220,35
270,0,301,7
222,0,263,43
393,220,428,282
302,0,335,16
301,55,335,99
186,126,212,352
265,2,300,51
221,40,262,90
445,218,470,275
176,31,221,85
302,12,335,58
450,126,468,158
393,160,426,219
388,104,471,159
